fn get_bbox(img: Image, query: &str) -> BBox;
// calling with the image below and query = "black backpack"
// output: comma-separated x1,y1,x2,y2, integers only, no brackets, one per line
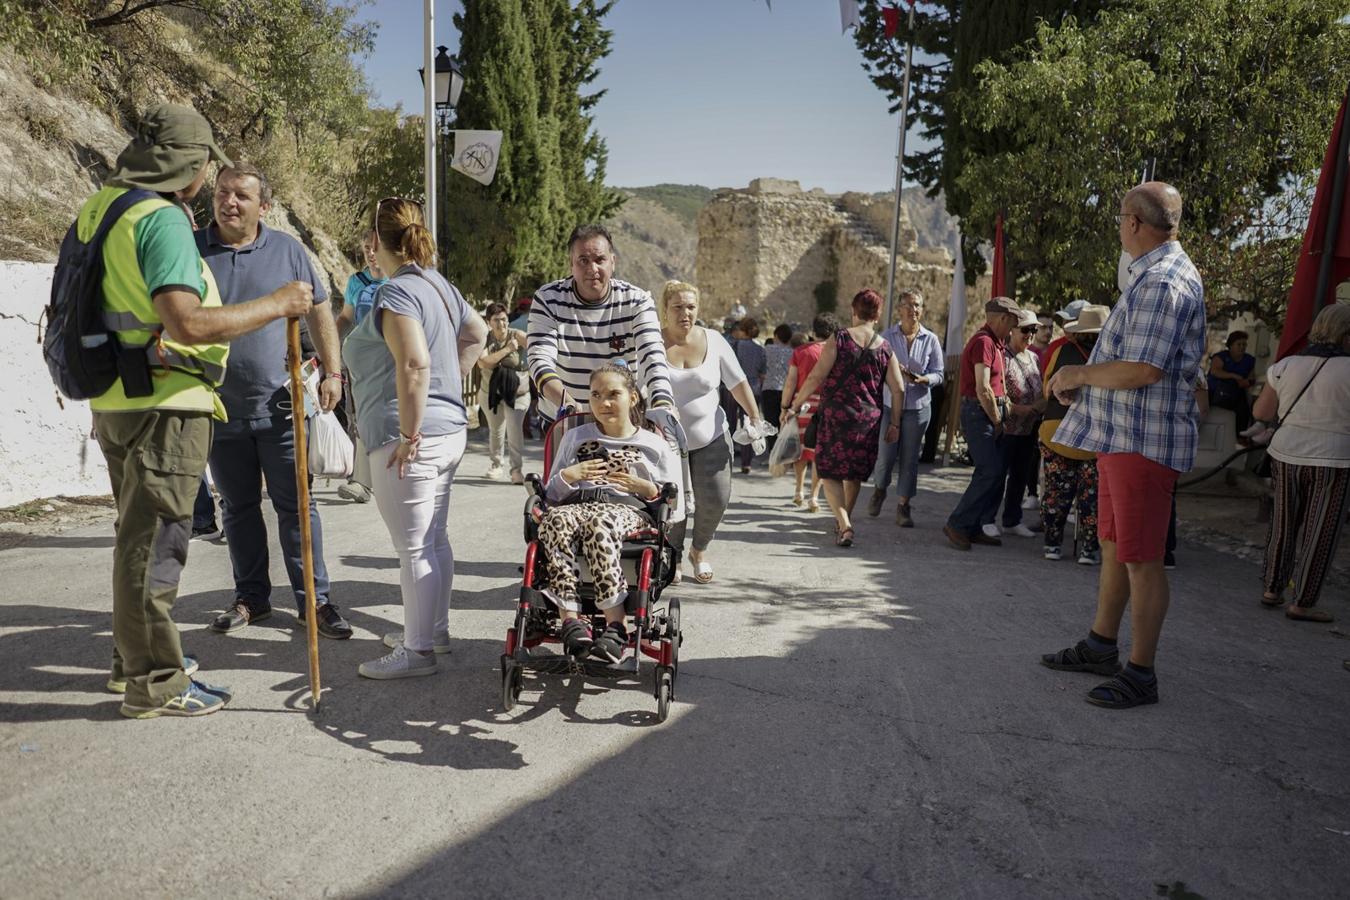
42,188,156,400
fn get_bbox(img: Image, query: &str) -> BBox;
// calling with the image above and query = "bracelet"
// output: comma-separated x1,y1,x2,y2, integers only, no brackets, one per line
399,431,423,445
323,372,348,384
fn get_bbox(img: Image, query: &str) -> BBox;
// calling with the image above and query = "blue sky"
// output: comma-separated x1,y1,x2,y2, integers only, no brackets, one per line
359,0,932,193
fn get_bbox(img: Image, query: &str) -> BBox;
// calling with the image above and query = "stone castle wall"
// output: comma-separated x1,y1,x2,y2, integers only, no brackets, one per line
697,179,990,341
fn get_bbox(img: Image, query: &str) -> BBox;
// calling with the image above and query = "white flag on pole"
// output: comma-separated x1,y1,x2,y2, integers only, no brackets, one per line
839,0,861,33
945,231,967,352
450,130,503,186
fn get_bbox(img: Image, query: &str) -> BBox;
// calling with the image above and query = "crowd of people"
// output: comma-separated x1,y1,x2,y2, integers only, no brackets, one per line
75,104,1349,719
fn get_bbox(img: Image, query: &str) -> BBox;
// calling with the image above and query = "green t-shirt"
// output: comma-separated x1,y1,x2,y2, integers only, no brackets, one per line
134,204,207,300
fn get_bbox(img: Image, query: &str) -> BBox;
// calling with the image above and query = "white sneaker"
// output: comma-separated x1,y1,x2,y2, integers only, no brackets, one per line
1007,523,1036,538
383,630,452,654
1021,496,1038,510
486,464,506,481
358,645,438,679
981,523,1001,539
337,481,371,503
1044,546,1063,561
1078,550,1101,566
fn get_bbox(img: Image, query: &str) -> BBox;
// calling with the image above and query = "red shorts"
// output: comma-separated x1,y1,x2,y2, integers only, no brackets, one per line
1096,453,1179,563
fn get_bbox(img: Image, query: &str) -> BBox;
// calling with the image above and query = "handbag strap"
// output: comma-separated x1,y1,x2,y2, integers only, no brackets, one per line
414,268,460,333
821,329,879,407
1275,357,1330,427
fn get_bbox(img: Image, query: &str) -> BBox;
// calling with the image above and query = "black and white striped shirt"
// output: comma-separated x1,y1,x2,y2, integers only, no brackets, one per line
526,276,674,414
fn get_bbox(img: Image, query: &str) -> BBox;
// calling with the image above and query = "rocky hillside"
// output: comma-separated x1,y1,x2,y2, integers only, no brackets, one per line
604,181,958,299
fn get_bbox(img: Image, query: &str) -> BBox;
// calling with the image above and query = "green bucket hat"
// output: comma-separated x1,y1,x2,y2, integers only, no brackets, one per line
108,103,233,194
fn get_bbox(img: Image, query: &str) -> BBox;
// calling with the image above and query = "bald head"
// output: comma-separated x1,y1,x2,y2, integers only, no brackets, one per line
1124,182,1183,236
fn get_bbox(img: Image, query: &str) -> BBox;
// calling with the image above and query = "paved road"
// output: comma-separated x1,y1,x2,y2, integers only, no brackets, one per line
1,440,1347,899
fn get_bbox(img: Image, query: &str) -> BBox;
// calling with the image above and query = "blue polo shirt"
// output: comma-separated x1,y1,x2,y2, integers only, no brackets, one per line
196,222,328,420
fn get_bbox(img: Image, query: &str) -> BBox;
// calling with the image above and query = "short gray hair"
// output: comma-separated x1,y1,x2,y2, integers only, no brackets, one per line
1309,302,1350,346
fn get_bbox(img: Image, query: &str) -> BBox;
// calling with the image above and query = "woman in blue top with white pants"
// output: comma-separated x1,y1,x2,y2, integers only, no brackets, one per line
345,198,489,679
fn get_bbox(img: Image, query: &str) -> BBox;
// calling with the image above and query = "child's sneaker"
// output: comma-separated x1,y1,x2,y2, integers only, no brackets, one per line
1044,546,1062,561
119,679,229,718
560,619,593,657
589,621,628,664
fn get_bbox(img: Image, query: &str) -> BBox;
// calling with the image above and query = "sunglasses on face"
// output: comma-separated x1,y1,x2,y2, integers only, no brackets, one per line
1020,326,1039,334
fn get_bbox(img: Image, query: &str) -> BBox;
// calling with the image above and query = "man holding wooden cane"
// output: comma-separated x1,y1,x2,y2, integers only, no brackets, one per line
195,163,351,641
86,104,314,718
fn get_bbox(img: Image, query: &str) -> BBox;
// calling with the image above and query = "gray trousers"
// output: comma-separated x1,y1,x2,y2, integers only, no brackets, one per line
687,430,733,552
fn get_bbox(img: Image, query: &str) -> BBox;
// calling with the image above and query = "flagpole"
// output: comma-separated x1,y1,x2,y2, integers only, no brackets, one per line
423,0,437,246
883,0,917,330
1312,83,1350,318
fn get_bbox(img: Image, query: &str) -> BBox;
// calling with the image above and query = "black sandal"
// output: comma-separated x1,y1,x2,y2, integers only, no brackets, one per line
1040,640,1120,676
835,526,854,547
1086,671,1158,709
589,621,628,664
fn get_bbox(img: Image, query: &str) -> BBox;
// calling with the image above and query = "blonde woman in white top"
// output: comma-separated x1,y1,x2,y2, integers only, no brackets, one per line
1253,303,1350,622
661,281,765,583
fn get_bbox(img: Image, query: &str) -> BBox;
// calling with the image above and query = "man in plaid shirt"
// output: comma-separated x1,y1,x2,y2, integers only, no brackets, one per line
1039,182,1206,709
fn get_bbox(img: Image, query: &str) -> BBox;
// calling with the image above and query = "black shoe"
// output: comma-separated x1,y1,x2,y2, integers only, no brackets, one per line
589,621,628,664
210,600,271,633
970,531,1003,547
191,522,223,541
297,603,353,640
560,619,593,657
1163,551,1176,570
1040,639,1121,676
896,502,913,528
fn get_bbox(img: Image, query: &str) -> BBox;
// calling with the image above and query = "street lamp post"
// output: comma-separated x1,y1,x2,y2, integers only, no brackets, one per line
419,44,465,274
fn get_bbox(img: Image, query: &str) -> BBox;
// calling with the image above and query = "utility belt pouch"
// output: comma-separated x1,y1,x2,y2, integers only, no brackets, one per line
116,345,155,398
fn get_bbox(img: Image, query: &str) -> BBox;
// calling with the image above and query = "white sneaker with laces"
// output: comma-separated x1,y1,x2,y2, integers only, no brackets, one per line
337,481,371,503
1021,496,1038,510
981,523,1002,539
1007,523,1036,538
486,464,506,481
358,645,438,680
1044,546,1063,561
383,630,452,654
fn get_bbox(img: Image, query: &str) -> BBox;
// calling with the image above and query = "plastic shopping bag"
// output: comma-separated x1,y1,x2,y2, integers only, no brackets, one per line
767,416,801,477
732,417,779,456
308,410,355,478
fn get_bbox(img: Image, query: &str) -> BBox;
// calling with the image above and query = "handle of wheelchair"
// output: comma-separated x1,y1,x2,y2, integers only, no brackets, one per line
659,482,679,505
526,473,545,498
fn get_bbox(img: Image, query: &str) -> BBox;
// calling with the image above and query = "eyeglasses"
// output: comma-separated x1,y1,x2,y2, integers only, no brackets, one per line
1114,213,1135,225
1020,326,1039,334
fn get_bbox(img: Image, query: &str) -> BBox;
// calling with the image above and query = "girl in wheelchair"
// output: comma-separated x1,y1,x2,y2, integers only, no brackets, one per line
541,363,682,662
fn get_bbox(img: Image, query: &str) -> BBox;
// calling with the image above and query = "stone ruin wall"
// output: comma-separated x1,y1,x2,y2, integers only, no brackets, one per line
697,179,990,344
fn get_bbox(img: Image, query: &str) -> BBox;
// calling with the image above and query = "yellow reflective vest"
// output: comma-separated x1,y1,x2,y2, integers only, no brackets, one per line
81,188,230,419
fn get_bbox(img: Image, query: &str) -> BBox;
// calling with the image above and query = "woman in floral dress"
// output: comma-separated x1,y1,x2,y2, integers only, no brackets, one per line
786,289,907,546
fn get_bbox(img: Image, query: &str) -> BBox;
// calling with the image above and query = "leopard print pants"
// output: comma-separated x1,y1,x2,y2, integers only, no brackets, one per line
538,502,647,611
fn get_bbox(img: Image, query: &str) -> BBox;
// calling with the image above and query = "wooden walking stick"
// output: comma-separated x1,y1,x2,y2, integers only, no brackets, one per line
287,318,322,712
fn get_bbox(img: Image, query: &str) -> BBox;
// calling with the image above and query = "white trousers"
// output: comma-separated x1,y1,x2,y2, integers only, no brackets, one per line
369,430,467,652
481,388,527,474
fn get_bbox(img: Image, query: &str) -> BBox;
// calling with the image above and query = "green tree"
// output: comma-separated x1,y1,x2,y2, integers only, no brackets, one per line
853,0,1109,280
446,0,621,300
956,0,1349,322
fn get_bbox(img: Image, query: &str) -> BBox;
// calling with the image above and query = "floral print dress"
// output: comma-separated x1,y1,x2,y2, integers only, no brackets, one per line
816,328,893,481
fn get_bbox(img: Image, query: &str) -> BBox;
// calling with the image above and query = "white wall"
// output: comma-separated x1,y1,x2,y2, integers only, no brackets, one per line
0,261,109,507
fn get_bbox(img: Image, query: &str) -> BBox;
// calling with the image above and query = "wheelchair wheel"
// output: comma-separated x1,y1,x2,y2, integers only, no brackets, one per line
500,656,523,711
655,669,672,722
666,596,682,671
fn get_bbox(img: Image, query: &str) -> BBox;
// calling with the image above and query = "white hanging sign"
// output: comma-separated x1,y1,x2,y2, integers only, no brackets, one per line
450,130,503,186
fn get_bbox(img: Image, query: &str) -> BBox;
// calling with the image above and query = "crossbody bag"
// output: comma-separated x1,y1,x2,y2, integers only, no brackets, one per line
803,330,879,448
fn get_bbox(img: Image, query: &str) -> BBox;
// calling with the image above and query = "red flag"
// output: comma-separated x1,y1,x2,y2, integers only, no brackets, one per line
991,212,1008,298
1278,90,1350,359
882,6,900,37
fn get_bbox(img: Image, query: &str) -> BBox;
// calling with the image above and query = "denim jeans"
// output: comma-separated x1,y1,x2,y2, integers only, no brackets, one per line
873,405,932,499
998,433,1039,527
210,414,331,612
192,475,216,530
947,400,1008,536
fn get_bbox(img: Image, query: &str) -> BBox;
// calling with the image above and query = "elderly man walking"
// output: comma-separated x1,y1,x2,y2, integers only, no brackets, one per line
526,224,674,418
1040,182,1206,709
197,163,353,639
86,105,314,717
944,296,1021,550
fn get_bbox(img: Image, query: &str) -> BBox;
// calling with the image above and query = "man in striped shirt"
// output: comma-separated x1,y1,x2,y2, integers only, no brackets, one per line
527,225,674,418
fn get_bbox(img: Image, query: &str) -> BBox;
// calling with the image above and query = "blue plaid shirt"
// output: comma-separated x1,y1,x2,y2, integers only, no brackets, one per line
1053,241,1206,472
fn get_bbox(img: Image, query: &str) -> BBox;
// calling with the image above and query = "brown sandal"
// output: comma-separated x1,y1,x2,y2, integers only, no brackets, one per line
1286,606,1333,623
1260,593,1283,608
835,526,854,548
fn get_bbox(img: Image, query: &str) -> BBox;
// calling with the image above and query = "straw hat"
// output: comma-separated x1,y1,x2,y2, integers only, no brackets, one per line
1064,304,1110,334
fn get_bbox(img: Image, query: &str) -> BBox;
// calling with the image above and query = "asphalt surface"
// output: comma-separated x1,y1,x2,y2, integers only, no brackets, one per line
1,437,1347,899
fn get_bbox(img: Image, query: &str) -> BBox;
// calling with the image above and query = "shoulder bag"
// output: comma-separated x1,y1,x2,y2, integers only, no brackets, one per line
803,330,879,448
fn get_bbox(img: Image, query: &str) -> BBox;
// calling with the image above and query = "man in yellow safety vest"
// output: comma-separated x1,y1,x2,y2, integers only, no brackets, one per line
86,104,313,718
